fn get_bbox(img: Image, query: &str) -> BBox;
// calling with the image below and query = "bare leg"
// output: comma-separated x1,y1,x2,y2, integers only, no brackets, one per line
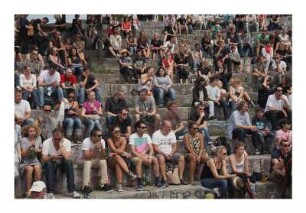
24,166,34,193
157,155,167,181
178,155,185,180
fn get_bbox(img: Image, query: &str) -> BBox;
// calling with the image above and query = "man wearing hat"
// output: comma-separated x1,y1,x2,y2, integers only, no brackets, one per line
29,181,47,199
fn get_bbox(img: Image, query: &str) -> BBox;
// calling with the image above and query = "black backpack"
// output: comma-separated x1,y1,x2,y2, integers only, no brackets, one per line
214,135,232,155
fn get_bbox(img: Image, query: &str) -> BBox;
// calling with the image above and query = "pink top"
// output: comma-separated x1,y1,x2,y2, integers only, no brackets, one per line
83,101,101,115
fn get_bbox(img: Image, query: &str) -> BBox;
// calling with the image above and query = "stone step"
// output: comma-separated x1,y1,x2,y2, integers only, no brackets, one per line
50,180,288,199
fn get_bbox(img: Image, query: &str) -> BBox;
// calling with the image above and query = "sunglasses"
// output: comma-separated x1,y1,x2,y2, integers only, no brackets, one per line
95,134,103,138
139,126,147,129
122,113,128,116
113,130,120,134
44,109,51,112
68,96,75,99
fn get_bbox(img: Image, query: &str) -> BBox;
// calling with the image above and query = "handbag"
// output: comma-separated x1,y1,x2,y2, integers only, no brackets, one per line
166,163,180,185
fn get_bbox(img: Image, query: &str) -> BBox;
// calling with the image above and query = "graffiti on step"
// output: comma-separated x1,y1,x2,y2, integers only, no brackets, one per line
132,188,206,199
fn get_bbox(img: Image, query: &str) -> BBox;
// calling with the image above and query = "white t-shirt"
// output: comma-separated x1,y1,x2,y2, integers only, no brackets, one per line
82,137,106,151
129,133,152,155
42,138,71,156
264,94,289,112
39,70,61,85
15,100,31,119
206,85,220,101
19,74,37,88
152,130,176,155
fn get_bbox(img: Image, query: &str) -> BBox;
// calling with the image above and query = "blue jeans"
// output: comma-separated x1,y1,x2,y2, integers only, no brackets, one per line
79,87,102,105
71,65,83,78
200,127,211,147
83,118,103,137
153,87,176,106
38,86,64,107
232,128,254,143
22,90,40,108
63,117,83,137
200,178,233,198
44,160,76,193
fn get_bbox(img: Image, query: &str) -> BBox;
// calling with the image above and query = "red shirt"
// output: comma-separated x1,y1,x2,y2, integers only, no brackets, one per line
60,74,77,86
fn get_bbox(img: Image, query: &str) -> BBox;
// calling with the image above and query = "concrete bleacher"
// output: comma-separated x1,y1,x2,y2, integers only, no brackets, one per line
15,16,292,199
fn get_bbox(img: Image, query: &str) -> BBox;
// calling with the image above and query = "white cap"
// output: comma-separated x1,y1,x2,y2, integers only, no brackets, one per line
29,181,46,192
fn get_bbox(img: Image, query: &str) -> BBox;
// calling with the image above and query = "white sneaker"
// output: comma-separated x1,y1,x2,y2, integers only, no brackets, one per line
117,184,123,192
46,193,55,199
68,191,81,199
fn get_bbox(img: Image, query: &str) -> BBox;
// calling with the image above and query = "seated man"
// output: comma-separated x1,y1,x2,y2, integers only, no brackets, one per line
38,65,64,108
129,121,162,191
105,89,128,130
78,67,102,106
81,128,112,197
163,101,186,140
228,101,257,143
206,78,228,120
275,119,292,150
270,140,291,184
135,88,161,135
15,90,34,126
60,68,77,98
108,108,132,141
252,107,275,154
264,86,291,130
152,120,188,186
41,128,81,199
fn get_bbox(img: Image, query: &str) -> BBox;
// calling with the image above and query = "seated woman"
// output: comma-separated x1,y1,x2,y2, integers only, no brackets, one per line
81,91,103,138
197,59,213,80
228,142,254,198
152,67,176,107
48,47,65,73
67,47,87,78
19,65,40,109
183,121,208,184
119,49,137,83
137,30,151,59
228,78,255,114
161,51,174,82
126,31,137,56
150,32,164,60
20,124,42,198
121,16,132,39
200,145,236,198
63,91,83,143
140,66,155,92
107,126,137,192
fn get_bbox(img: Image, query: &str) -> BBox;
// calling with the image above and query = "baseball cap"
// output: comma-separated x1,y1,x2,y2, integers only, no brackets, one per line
29,181,46,192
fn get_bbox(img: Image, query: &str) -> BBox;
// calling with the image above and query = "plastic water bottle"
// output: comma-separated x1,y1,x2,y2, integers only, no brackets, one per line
251,183,256,194
47,87,51,96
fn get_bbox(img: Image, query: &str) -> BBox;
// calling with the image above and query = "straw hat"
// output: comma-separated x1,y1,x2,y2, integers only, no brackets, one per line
120,49,130,56
232,176,244,190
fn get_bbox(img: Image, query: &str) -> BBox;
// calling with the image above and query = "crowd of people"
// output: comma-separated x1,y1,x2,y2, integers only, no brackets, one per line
14,14,292,199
